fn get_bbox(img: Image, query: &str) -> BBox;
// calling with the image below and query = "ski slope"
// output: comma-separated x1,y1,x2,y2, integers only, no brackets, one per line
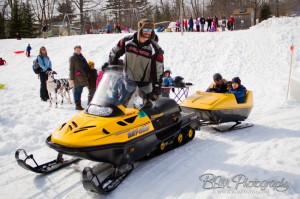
0,17,300,199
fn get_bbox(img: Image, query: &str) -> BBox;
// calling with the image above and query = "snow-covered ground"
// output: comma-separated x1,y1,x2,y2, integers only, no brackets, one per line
0,17,300,199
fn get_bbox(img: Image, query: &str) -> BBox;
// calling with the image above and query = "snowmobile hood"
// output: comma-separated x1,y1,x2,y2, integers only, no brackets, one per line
180,91,253,110
50,106,154,148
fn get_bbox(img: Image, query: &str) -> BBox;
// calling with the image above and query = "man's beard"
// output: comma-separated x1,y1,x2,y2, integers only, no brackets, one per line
142,33,151,39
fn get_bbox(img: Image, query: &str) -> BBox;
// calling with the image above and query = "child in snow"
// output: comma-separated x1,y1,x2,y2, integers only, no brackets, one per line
227,77,246,103
0,57,7,65
162,69,173,98
87,61,98,104
26,44,32,57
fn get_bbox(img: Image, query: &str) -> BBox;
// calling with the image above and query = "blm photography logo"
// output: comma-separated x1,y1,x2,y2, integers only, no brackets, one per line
199,173,290,194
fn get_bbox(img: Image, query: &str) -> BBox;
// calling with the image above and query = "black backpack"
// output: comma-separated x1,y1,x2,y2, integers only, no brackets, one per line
32,55,44,74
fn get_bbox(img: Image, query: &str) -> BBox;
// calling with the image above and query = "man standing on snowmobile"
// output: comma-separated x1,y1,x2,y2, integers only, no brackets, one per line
109,19,164,108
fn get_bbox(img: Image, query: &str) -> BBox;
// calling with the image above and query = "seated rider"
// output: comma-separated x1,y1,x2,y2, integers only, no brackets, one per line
206,73,227,93
227,77,246,103
226,81,232,91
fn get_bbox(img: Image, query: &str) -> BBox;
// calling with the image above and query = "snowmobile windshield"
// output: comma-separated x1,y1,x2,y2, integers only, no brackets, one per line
86,66,127,116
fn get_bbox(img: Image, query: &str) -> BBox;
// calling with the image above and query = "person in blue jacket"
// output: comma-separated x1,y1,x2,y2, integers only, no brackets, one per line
228,77,246,103
37,46,52,101
105,23,111,33
188,16,194,32
26,44,32,57
162,69,173,98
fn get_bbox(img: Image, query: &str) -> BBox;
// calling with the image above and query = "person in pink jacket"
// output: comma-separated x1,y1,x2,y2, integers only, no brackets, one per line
96,62,109,88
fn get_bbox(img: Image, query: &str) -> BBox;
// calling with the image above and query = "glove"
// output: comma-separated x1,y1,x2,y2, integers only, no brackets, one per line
109,59,124,66
101,62,109,71
153,84,161,96
148,92,158,101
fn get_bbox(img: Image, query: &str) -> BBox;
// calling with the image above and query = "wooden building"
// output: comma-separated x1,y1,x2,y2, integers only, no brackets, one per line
232,8,254,30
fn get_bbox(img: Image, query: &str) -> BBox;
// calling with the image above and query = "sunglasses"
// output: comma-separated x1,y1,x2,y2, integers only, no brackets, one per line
143,29,153,33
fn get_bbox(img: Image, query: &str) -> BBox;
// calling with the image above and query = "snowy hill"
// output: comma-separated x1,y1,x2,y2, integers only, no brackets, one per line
0,17,300,199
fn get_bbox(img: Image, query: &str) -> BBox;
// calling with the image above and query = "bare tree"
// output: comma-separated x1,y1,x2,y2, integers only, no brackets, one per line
46,0,57,24
30,0,56,26
190,0,201,17
250,0,262,25
70,0,103,33
206,0,215,16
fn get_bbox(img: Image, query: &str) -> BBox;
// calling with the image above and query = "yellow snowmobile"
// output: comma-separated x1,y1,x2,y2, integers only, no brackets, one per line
15,65,198,194
180,91,253,132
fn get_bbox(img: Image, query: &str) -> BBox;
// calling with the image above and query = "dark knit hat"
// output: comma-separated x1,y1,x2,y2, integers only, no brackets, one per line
138,19,155,41
213,73,222,81
74,45,81,50
232,77,241,85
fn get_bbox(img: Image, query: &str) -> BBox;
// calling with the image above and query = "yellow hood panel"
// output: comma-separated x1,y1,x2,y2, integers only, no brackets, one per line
51,110,154,148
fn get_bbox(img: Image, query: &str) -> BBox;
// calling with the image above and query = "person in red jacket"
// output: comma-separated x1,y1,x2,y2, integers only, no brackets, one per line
229,15,235,31
0,57,6,65
183,19,188,32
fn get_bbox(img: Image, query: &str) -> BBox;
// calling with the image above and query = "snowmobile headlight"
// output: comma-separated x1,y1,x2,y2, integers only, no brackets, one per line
87,105,113,116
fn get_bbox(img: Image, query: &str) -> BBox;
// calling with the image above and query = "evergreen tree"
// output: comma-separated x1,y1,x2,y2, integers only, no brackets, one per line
133,0,154,20
129,0,154,29
8,0,22,38
56,0,75,22
0,14,6,39
162,2,171,21
20,1,36,38
259,3,272,22
154,6,162,22
106,0,124,24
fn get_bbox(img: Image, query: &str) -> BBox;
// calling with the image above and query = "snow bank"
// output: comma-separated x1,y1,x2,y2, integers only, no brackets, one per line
250,16,300,29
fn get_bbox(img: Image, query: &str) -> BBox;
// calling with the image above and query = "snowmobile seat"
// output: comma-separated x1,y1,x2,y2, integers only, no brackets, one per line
239,91,251,104
142,97,181,119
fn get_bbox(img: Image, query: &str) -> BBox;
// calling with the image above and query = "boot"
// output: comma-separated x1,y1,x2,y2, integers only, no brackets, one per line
140,94,153,109
75,100,84,110
141,100,153,109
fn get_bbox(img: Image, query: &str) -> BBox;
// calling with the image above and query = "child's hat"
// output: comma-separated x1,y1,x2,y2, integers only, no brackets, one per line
88,61,94,67
232,77,241,85
164,67,171,74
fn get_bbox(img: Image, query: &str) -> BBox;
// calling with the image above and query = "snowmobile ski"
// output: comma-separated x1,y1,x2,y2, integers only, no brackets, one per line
82,164,134,194
15,149,80,174
212,122,253,133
